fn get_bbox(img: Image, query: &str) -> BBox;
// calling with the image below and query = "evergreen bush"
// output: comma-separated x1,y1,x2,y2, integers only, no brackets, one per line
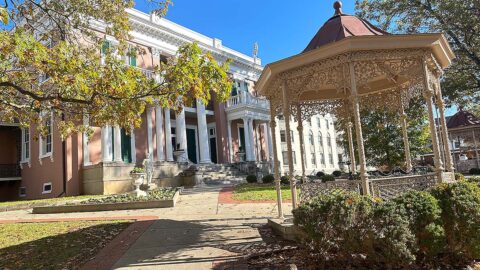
280,176,289,185
321,174,335,183
246,175,257,183
469,168,480,175
431,181,480,260
316,171,325,178
261,174,275,184
332,170,342,177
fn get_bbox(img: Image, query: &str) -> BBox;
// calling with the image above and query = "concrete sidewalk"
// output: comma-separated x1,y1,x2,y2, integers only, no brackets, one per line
0,185,291,269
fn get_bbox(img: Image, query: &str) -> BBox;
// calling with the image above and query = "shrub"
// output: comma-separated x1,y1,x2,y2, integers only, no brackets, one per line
332,170,342,177
321,174,335,183
431,181,480,260
391,191,445,258
469,168,480,175
261,174,274,184
246,175,257,183
369,201,416,266
316,171,325,178
455,173,465,181
280,176,289,185
293,190,375,261
468,176,480,184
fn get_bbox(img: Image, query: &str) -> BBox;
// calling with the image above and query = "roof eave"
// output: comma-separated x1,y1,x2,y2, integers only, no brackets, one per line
256,33,456,96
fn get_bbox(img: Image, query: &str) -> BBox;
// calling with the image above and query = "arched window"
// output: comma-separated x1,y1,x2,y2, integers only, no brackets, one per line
327,132,332,147
309,131,314,145
318,132,323,151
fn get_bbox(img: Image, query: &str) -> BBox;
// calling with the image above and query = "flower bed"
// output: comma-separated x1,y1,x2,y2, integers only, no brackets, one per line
32,188,180,214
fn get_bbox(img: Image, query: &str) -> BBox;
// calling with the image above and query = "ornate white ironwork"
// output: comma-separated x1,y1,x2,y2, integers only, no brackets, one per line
369,173,437,199
300,180,363,203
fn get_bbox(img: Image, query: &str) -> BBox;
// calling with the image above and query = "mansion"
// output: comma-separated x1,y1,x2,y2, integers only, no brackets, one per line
0,8,342,201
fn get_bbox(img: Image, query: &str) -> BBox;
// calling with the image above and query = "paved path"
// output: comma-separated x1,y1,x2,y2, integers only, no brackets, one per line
0,185,292,269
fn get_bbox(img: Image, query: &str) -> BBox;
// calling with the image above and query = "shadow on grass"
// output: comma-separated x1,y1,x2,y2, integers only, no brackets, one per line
0,220,132,270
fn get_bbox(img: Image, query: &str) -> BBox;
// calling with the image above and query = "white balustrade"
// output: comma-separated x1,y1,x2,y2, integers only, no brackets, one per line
225,91,269,110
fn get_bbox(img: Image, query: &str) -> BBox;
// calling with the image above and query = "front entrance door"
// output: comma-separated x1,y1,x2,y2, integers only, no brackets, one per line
239,127,246,152
186,128,197,163
209,127,217,164
120,129,132,163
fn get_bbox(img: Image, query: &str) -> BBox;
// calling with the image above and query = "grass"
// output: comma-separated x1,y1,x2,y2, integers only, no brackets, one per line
232,183,294,201
0,220,132,270
81,188,177,205
0,195,106,208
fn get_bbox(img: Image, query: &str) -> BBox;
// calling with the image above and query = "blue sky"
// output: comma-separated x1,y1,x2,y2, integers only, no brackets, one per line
135,0,356,64
134,0,458,116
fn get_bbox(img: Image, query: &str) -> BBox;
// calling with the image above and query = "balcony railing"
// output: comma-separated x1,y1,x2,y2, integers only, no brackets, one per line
0,164,21,178
226,91,269,110
134,67,154,80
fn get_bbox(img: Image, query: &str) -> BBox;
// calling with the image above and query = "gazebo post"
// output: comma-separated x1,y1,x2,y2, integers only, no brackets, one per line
296,104,307,183
422,59,445,181
346,122,357,174
269,103,284,219
434,80,455,172
282,82,298,209
349,63,370,195
400,104,413,172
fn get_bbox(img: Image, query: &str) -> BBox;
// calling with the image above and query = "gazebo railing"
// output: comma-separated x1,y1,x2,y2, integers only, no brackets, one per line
300,180,363,203
300,173,438,202
369,173,437,199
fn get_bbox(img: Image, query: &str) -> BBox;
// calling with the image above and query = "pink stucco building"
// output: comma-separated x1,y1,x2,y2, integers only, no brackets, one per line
0,9,272,201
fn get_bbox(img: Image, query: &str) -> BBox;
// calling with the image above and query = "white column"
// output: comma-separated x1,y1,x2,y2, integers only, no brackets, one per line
146,107,154,156
282,82,298,209
176,108,188,161
423,59,444,178
434,82,454,172
196,99,211,163
266,122,273,161
270,103,284,218
83,115,91,166
227,120,233,163
346,122,356,174
400,106,413,172
296,105,306,183
349,62,369,195
164,108,174,161
248,118,256,161
243,117,252,161
130,126,136,163
113,126,122,162
155,105,165,162
101,125,112,162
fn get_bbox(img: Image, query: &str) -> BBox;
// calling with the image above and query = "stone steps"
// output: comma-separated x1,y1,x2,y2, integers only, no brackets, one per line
196,163,247,185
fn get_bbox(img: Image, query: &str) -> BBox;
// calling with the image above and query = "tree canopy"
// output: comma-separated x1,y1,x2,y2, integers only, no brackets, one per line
355,0,480,109
0,0,232,137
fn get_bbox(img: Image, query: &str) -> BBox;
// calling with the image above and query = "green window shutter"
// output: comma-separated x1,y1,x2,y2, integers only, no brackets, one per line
101,41,110,54
129,48,137,67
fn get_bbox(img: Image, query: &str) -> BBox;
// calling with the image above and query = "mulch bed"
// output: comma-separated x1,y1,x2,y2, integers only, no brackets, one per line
220,224,480,270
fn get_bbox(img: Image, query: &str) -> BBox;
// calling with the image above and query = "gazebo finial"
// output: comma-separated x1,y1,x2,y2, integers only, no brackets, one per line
334,1,343,16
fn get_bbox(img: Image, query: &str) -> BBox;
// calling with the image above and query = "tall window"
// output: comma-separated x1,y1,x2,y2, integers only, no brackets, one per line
329,153,334,165
320,153,325,165
280,130,286,143
318,132,324,151
327,133,332,147
40,117,53,157
282,151,296,165
22,128,30,161
309,132,314,145
127,47,137,67
326,119,330,128
317,117,321,128
311,152,316,166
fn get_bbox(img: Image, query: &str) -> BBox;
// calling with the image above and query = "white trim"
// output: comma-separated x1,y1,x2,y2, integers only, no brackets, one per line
20,127,31,167
207,123,218,163
130,126,137,163
237,124,245,148
38,112,53,163
42,182,52,194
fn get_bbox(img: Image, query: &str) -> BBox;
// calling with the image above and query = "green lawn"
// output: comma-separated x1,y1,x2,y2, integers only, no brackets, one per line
0,195,106,208
0,220,132,270
232,183,294,201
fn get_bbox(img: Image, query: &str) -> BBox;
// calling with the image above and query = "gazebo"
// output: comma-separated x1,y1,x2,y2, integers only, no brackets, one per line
256,1,456,218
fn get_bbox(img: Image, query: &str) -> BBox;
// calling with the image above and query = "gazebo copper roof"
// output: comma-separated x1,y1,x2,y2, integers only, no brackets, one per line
447,109,480,129
303,1,389,53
